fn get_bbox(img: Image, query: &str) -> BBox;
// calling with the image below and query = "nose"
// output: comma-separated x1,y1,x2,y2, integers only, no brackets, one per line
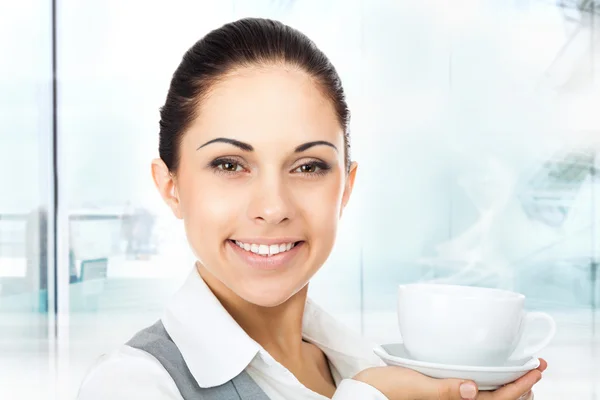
247,174,295,225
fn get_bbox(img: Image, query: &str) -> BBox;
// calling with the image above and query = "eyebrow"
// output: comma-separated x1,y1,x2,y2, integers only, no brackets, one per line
294,140,338,153
197,138,253,151
197,138,338,153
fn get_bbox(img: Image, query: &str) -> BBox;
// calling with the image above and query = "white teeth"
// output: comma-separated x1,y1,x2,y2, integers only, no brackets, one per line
270,244,280,255
258,244,269,255
233,240,298,256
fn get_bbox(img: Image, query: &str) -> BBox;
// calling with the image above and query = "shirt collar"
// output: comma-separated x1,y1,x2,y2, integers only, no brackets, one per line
162,268,261,388
162,267,382,388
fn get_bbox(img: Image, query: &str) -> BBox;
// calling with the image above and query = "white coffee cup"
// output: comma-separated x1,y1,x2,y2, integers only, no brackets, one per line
397,283,556,366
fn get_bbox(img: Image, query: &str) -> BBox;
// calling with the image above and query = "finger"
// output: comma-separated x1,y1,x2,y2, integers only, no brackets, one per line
434,378,479,400
536,358,547,372
487,369,541,400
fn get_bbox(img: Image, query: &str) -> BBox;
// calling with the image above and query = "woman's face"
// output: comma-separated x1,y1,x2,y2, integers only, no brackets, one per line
153,66,357,307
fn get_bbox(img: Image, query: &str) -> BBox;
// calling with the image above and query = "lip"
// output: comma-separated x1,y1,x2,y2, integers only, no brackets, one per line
227,239,304,271
230,237,304,245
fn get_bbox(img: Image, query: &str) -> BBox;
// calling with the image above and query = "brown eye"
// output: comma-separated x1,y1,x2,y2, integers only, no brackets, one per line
293,161,330,176
209,157,247,175
299,164,316,173
219,162,241,172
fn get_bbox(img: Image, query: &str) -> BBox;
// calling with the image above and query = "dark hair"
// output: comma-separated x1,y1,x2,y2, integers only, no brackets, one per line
158,18,351,174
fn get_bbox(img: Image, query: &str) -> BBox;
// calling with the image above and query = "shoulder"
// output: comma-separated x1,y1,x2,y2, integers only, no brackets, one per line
77,345,183,400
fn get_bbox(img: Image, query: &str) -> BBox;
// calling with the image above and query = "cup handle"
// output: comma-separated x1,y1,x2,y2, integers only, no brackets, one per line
507,311,556,361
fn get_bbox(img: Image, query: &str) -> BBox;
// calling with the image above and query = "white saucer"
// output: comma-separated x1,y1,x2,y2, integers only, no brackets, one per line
374,343,540,391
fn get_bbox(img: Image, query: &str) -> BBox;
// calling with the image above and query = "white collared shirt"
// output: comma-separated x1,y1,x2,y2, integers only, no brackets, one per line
77,268,388,399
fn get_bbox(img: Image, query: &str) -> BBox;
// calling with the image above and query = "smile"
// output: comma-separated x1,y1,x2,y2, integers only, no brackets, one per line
230,240,301,257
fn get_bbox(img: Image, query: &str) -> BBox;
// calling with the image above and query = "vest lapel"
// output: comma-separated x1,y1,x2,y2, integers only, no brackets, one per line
231,370,271,400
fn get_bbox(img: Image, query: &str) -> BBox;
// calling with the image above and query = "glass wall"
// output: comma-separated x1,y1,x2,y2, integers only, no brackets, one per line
0,0,54,398
2,0,598,398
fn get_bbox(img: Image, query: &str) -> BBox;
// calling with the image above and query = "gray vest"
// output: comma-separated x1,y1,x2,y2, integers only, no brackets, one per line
127,320,270,400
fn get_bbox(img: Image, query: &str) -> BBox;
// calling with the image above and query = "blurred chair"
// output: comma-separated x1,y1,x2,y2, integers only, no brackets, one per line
80,257,108,281
77,257,108,312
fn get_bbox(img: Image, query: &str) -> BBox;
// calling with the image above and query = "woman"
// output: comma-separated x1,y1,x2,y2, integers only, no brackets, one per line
77,18,545,400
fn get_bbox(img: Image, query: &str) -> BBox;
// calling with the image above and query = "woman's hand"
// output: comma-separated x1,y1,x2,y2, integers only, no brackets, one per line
353,358,547,400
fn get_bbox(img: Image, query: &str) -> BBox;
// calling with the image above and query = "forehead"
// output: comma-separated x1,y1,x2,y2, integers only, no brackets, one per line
186,66,343,146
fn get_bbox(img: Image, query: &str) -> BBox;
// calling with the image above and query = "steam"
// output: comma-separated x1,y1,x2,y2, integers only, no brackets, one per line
418,156,517,288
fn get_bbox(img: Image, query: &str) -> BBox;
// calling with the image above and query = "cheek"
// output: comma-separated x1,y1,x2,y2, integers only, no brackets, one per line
297,178,344,242
180,179,242,251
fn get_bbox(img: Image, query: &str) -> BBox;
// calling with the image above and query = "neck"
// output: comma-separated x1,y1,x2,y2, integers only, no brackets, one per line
197,262,308,363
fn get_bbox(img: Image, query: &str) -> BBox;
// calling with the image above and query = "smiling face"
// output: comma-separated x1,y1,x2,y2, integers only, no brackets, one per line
152,65,357,307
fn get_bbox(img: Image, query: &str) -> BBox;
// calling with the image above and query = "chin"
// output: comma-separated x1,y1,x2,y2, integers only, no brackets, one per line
236,281,304,308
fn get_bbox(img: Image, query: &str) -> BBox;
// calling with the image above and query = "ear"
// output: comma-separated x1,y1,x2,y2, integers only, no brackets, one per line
340,161,358,218
151,158,183,219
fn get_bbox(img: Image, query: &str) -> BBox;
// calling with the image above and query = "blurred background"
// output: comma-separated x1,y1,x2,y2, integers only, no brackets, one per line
1,0,599,398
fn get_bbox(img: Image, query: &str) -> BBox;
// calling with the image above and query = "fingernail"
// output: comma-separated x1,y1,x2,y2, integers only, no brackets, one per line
460,382,477,399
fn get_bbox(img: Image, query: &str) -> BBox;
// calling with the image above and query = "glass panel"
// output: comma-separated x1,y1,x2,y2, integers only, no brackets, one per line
0,0,54,398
